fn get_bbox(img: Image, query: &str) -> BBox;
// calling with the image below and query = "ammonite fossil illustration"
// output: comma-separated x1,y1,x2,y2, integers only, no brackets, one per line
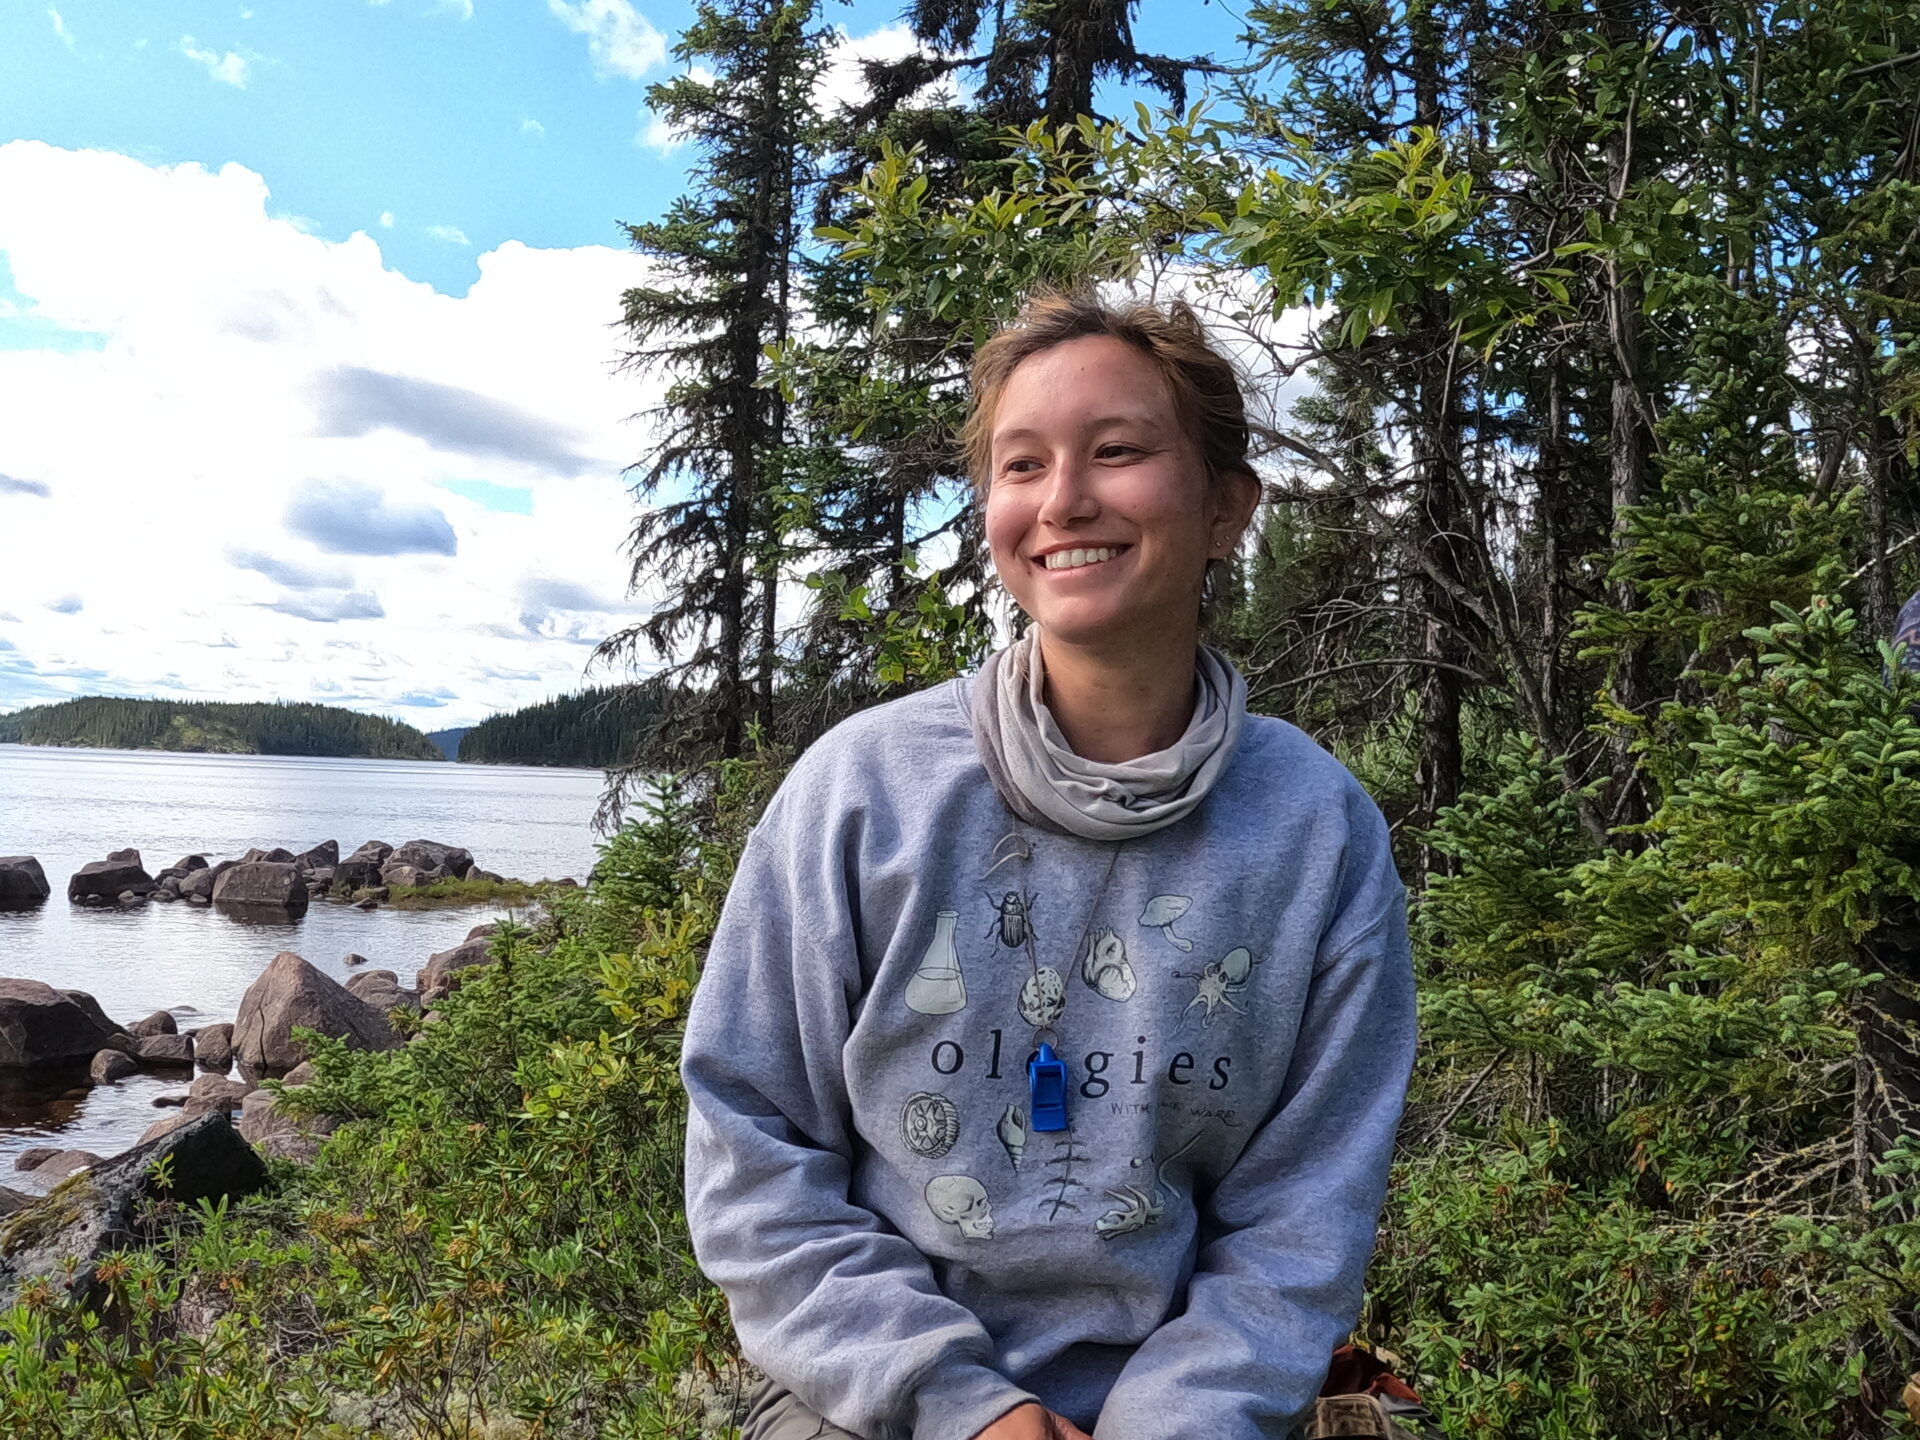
900,1090,961,1158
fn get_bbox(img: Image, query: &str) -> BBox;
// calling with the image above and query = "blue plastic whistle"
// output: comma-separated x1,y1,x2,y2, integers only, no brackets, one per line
1028,1042,1069,1132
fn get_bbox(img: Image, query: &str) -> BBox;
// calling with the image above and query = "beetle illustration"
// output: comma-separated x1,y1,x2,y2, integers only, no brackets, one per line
985,889,1038,951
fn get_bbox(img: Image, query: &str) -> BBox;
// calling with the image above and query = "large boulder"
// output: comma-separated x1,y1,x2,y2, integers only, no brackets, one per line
184,1074,253,1118
379,862,441,889
212,862,308,914
241,847,297,865
67,854,153,905
176,860,235,901
236,1087,338,1163
335,841,391,891
89,1050,137,1084
173,855,209,875
0,1112,266,1311
0,981,119,1068
134,1034,194,1068
344,970,419,1016
416,926,500,1002
295,841,339,870
389,839,474,880
128,1010,177,1039
34,1151,105,1182
0,858,50,910
59,991,129,1047
191,1023,234,1072
232,952,399,1071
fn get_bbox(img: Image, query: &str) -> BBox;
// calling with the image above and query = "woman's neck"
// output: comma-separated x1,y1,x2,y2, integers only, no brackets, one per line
1035,626,1199,763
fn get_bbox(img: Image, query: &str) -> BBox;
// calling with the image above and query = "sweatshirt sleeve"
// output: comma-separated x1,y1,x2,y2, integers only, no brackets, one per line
680,769,1038,1440
1092,796,1417,1440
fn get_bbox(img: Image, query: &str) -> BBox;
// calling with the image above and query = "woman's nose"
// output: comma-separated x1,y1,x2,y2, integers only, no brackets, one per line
1036,454,1098,529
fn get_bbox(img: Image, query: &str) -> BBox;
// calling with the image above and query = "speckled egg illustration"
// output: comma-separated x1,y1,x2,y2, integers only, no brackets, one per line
1018,966,1066,1028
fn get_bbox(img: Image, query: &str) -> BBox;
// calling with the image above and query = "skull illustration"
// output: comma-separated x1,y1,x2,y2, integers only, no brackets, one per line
924,1174,995,1239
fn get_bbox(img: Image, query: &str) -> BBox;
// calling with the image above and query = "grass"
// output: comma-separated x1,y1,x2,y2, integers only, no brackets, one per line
376,877,547,909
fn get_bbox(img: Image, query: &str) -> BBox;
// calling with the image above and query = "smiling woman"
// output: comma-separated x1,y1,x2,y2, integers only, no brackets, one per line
680,290,1419,1440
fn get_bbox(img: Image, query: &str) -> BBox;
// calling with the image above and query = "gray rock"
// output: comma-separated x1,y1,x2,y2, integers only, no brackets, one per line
236,1087,338,1163
0,858,50,909
389,839,474,879
150,884,179,902
68,855,153,904
379,862,440,889
57,990,125,1042
304,866,336,889
117,890,148,907
34,1151,105,1181
89,1050,137,1084
466,868,505,885
105,848,141,865
343,952,372,966
345,840,393,865
242,847,297,865
138,1113,193,1145
354,897,380,910
14,1147,58,1172
212,862,309,914
184,1074,252,1118
0,980,119,1068
129,1010,177,1039
295,841,339,870
282,1060,316,1087
186,893,211,907
416,929,501,1003
133,1034,194,1068
344,970,419,1016
151,1093,188,1107
0,1186,30,1217
173,855,209,874
191,1023,233,1072
232,951,399,1070
177,860,236,902
0,1112,266,1311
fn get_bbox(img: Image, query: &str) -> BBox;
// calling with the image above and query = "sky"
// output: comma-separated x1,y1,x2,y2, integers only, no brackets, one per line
0,0,1251,728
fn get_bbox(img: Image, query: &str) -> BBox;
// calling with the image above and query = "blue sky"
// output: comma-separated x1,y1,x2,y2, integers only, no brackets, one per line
4,1,1249,296
0,1,1254,725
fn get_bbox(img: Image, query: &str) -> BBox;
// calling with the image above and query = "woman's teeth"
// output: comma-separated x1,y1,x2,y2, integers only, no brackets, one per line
1043,547,1119,571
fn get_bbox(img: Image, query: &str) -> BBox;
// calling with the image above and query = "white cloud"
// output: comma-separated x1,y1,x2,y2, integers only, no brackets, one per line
0,141,663,725
440,0,474,17
48,8,74,50
547,0,665,81
178,36,249,88
521,117,545,136
426,224,471,246
378,210,394,228
815,23,967,114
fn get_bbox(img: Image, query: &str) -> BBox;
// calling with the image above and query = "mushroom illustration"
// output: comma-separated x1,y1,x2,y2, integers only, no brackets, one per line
1139,894,1195,952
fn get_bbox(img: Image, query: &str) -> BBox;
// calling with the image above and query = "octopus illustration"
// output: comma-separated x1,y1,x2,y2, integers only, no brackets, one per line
1174,946,1260,1026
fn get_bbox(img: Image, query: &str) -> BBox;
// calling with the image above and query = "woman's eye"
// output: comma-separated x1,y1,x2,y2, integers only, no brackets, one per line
1000,458,1041,476
1097,444,1141,459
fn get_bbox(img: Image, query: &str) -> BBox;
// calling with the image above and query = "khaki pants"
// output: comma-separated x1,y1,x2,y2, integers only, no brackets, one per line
739,1377,864,1440
738,1378,1435,1439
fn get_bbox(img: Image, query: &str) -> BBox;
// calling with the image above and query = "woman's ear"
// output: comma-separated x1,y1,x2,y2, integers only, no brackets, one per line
1208,471,1262,556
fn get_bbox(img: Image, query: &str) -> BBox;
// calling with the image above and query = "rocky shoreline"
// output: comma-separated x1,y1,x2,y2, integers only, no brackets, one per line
0,835,551,916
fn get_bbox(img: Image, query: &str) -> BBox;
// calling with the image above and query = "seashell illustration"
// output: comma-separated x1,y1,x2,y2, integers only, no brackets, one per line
1018,966,1066,1028
996,1103,1028,1170
1140,894,1195,952
1219,946,1254,986
1080,928,1136,1001
900,1091,961,1159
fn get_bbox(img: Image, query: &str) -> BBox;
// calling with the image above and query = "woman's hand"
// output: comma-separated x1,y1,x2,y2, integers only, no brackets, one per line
972,1402,1095,1440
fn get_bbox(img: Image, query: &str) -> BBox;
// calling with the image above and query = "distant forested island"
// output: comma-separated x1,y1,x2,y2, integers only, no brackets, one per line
458,687,656,768
0,697,443,760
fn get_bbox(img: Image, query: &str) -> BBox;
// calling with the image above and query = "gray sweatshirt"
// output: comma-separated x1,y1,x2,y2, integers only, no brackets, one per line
681,680,1416,1440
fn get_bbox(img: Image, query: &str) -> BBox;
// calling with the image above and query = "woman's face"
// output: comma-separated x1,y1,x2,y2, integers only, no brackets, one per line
983,333,1253,655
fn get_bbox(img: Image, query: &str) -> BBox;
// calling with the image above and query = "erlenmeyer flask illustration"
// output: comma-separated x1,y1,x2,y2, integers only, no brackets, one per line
905,909,968,1015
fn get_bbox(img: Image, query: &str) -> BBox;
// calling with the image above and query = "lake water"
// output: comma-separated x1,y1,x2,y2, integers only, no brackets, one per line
0,744,606,1185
